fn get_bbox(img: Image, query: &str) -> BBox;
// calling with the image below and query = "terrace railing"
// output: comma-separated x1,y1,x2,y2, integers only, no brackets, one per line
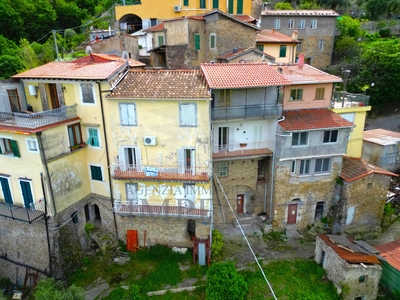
212,104,282,120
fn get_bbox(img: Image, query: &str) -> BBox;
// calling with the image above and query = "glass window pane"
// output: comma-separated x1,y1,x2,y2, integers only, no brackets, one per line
300,132,307,145
292,133,299,146
331,130,338,142
322,158,330,171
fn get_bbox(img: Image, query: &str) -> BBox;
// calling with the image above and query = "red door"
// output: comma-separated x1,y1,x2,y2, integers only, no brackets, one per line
237,194,244,214
287,203,298,224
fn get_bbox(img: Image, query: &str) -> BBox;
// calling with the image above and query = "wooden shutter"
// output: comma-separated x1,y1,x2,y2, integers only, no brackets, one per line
10,140,20,157
127,104,136,125
228,0,233,13
213,0,218,8
213,127,219,153
39,83,49,111
237,0,243,14
135,148,142,172
118,147,126,171
0,177,13,204
178,149,184,174
191,149,196,176
56,83,65,106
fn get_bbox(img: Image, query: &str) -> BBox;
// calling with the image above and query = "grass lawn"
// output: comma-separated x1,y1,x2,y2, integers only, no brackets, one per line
68,245,343,299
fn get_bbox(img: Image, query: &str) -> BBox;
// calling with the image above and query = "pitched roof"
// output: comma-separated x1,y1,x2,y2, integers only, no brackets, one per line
233,14,257,24
262,9,339,16
144,22,165,32
200,63,291,89
319,235,380,264
106,70,210,99
73,53,145,68
216,48,275,61
340,156,398,182
363,129,400,146
256,29,299,44
202,9,260,30
279,108,354,131
270,64,342,84
12,55,128,81
374,240,400,271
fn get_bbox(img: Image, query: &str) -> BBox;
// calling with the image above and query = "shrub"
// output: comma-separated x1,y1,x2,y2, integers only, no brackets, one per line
206,261,247,300
34,278,85,300
211,229,224,256
84,223,95,237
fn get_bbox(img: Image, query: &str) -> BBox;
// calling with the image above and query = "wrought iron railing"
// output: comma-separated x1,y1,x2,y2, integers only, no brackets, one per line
0,201,46,223
211,104,282,120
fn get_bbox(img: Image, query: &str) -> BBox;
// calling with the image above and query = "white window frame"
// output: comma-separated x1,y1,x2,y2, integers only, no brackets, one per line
118,146,142,172
291,160,297,174
288,19,294,29
0,175,14,204
299,19,305,29
274,19,281,29
179,102,197,127
119,103,137,126
210,33,216,49
26,138,39,153
80,83,95,105
87,127,101,148
314,158,331,174
18,179,35,209
323,130,338,144
318,39,324,51
310,19,317,29
89,164,104,181
218,162,228,177
299,159,310,176
0,137,19,157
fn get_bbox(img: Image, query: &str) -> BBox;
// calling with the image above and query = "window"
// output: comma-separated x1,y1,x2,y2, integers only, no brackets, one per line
119,103,137,126
26,139,39,153
299,19,305,29
237,0,243,14
81,83,94,104
184,0,189,6
310,19,317,29
257,44,264,51
158,35,164,46
213,0,218,8
126,183,139,204
218,127,229,150
67,123,83,148
210,34,216,49
218,162,228,176
359,275,366,283
87,128,100,147
323,130,338,143
318,39,324,51
0,176,13,204
315,88,325,100
200,0,206,8
258,159,267,180
290,89,303,100
291,161,297,174
194,34,201,50
118,147,142,172
0,138,20,157
228,0,233,13
279,45,287,57
179,103,197,127
90,165,103,181
288,19,294,29
19,179,34,208
297,40,303,51
315,201,324,220
292,132,308,146
274,19,280,29
71,211,79,224
178,148,196,175
315,158,331,174
150,18,157,27
299,159,310,175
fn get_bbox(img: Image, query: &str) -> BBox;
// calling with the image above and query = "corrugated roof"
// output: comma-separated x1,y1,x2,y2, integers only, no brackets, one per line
279,108,354,131
200,63,291,89
106,70,210,99
262,9,339,16
363,129,400,146
340,156,398,183
256,29,299,44
270,64,342,84
319,235,380,264
374,240,400,271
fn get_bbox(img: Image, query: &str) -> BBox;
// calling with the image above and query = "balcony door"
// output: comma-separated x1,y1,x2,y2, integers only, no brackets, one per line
19,180,34,209
178,148,195,176
213,126,233,152
0,177,13,204
38,83,65,111
118,147,142,172
7,89,21,112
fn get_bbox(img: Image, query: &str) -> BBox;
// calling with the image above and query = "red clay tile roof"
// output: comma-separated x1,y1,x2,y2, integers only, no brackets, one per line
233,14,257,23
144,23,165,32
202,9,259,30
319,235,380,264
163,16,204,23
200,63,291,88
73,54,145,68
216,48,274,61
279,108,354,131
270,64,342,84
262,9,339,16
340,156,398,182
374,240,400,271
106,70,210,99
363,129,400,146
256,29,299,44
12,57,128,80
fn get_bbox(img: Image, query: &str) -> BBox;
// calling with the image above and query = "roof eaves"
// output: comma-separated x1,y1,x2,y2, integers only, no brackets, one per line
202,9,260,30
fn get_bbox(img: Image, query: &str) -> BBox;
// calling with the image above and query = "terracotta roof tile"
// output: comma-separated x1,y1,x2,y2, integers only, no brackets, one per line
363,129,400,146
374,240,400,271
340,156,398,182
256,29,299,43
144,23,165,32
270,64,342,84
106,70,210,99
279,108,354,131
73,54,145,68
202,9,259,30
262,9,339,16
233,14,257,24
200,63,291,89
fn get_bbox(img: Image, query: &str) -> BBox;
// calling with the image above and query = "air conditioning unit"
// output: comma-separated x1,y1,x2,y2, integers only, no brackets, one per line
174,5,181,12
144,136,157,146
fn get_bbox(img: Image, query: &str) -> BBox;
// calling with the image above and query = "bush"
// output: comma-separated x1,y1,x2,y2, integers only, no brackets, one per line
206,262,247,300
211,229,224,256
34,278,85,300
85,223,95,237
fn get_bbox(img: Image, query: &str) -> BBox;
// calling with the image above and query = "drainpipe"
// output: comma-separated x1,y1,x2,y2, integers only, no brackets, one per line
97,82,119,238
40,172,53,275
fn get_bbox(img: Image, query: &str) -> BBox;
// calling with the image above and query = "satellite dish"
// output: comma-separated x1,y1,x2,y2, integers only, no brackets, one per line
90,26,94,31
121,50,129,60
85,46,93,55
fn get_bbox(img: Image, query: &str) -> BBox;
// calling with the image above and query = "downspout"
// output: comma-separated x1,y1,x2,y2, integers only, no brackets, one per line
97,82,119,238
40,172,53,275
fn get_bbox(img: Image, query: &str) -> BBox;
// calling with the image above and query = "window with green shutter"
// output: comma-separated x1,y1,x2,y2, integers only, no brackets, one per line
194,34,201,50
158,35,164,46
228,0,233,13
90,165,103,181
279,45,287,57
87,128,100,147
200,0,206,8
237,0,243,14
210,34,216,49
213,0,218,8
184,0,189,6
0,138,20,157
257,44,264,51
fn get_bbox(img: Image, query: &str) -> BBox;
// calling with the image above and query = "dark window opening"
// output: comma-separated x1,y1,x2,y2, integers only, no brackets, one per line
71,211,79,224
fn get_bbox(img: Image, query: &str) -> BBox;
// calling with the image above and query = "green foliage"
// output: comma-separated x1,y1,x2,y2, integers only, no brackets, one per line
262,229,287,243
321,216,333,226
382,202,399,230
103,285,142,300
379,28,391,37
206,262,247,300
211,229,224,257
337,15,363,39
34,278,85,300
316,0,350,10
18,38,40,71
340,282,350,297
274,2,293,10
84,223,95,237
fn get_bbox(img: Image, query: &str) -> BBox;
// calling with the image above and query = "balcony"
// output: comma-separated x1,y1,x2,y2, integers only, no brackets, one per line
111,163,210,181
331,92,370,109
0,104,77,129
113,200,210,218
212,104,282,120
212,141,274,159
0,201,46,223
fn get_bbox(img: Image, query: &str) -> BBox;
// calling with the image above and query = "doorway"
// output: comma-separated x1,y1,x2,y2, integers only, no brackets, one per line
287,203,298,224
237,194,244,214
48,84,60,109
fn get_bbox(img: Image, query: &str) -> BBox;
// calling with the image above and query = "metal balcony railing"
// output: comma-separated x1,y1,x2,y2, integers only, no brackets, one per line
0,201,46,223
212,104,282,120
0,104,77,128
111,163,210,181
331,92,370,109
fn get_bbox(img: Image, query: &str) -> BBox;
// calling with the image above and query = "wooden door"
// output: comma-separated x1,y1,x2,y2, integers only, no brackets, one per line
287,203,298,224
49,84,60,109
237,194,244,214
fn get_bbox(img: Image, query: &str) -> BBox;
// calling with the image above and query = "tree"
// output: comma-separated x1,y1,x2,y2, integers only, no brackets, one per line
18,39,40,71
0,2,24,42
0,35,24,78
33,278,85,300
274,2,294,10
316,0,350,10
365,0,391,20
206,262,248,300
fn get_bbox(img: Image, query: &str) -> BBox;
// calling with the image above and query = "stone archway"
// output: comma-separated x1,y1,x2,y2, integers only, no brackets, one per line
287,198,302,225
119,14,143,33
234,185,255,215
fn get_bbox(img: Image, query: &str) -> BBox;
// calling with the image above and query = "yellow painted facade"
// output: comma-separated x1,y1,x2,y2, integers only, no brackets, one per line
259,43,297,64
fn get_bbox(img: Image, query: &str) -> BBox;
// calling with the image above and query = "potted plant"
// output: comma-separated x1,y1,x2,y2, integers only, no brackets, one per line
70,144,79,151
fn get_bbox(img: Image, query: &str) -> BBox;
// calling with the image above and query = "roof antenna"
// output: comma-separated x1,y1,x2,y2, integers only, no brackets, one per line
85,46,93,61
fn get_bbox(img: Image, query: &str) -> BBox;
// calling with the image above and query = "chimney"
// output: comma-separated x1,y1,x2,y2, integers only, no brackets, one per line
292,30,298,40
298,53,304,68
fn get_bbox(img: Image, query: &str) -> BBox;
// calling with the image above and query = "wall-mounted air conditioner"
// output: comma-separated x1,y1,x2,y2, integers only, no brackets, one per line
144,136,157,146
174,5,181,12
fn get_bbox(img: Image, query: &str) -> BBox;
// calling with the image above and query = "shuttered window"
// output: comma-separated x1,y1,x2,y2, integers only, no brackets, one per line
90,165,103,181
158,35,164,46
218,162,228,176
237,0,243,14
213,0,218,8
257,44,264,51
279,45,287,57
194,34,201,50
0,138,20,157
87,128,100,147
68,123,83,148
228,0,233,13
200,0,206,8
184,0,189,6
210,34,216,49
179,103,197,127
0,176,13,204
119,103,137,126
81,84,94,104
